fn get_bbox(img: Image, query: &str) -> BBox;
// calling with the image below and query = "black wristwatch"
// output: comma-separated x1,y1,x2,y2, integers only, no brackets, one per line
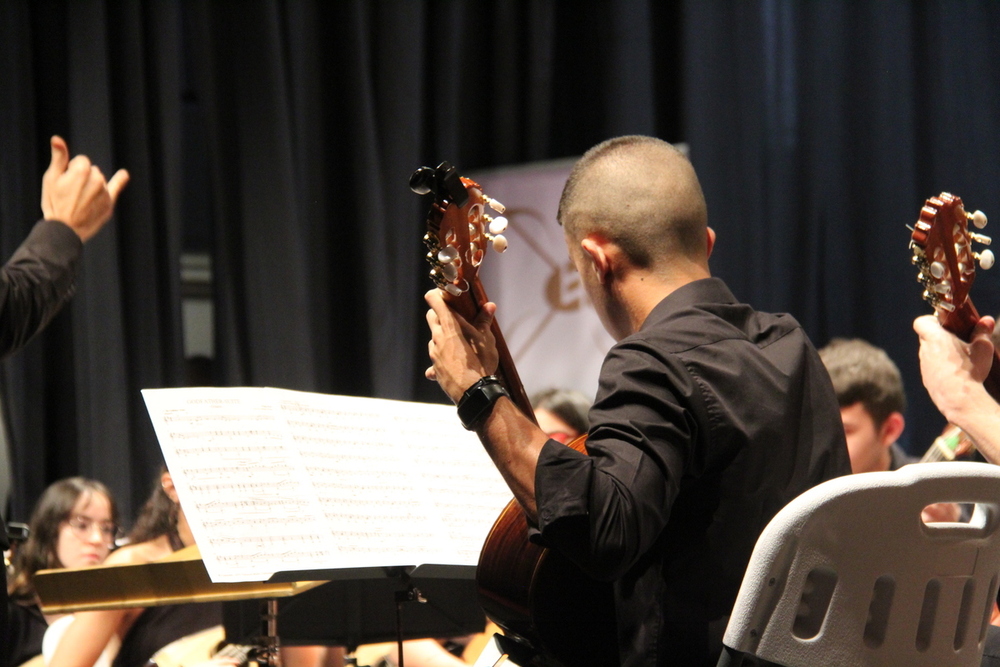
457,375,509,430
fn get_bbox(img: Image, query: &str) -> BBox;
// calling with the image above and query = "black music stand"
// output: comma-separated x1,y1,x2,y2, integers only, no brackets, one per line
224,564,486,661
37,551,488,667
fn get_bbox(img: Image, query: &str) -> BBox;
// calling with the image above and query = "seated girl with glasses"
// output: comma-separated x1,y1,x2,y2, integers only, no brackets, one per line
43,470,240,667
46,470,341,667
6,478,119,667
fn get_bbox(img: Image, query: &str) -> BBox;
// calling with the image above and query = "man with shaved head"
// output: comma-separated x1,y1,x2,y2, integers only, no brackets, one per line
425,136,850,666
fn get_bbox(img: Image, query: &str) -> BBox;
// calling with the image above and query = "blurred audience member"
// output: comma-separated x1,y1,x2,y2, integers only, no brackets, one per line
821,337,961,522
530,388,591,444
819,338,910,473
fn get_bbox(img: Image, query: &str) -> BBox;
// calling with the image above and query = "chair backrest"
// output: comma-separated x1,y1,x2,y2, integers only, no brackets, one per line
722,462,1000,667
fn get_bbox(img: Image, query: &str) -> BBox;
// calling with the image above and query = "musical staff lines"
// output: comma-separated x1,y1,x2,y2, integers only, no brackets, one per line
142,386,513,582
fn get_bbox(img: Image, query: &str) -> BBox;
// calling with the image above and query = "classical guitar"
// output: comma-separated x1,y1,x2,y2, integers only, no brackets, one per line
411,164,618,666
910,192,1000,419
148,626,255,667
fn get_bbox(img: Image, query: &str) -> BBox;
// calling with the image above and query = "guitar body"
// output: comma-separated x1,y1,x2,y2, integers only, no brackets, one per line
476,438,619,667
412,165,619,666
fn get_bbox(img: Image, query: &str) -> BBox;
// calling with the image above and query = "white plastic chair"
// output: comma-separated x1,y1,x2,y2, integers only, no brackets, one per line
719,462,1000,667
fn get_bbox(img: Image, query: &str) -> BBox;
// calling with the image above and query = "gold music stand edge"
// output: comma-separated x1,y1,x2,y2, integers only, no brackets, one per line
35,545,327,613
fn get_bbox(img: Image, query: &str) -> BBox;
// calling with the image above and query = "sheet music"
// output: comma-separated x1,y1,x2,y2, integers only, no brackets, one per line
142,387,514,583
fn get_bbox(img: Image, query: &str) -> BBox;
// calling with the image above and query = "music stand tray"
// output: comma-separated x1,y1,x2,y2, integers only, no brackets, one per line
34,546,325,613
36,548,487,651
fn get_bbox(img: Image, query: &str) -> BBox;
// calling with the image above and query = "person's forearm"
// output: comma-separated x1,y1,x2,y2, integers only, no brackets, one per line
943,382,1000,465
0,221,81,358
476,398,548,521
48,609,124,667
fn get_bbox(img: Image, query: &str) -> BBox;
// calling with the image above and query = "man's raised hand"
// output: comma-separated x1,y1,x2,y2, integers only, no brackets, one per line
41,135,129,242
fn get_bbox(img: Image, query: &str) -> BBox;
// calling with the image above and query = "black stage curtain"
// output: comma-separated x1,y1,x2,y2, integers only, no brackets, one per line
684,1,1000,458
1,0,998,523
0,0,682,523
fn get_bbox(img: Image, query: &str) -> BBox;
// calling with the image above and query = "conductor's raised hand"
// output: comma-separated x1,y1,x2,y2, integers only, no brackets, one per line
41,135,129,242
425,289,500,403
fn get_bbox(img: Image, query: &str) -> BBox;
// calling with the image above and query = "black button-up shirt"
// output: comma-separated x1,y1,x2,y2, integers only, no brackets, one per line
535,277,850,666
0,219,81,360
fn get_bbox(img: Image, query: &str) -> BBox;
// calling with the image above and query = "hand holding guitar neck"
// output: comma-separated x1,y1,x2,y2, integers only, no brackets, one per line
413,163,617,666
412,162,534,419
910,192,1000,400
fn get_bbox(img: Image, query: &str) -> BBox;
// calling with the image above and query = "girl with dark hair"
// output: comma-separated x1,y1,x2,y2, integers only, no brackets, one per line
44,470,222,667
126,469,181,547
6,477,118,667
47,471,342,667
530,388,592,444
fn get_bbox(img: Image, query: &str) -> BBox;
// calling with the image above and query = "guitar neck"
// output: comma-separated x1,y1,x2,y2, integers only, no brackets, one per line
449,278,537,424
491,320,537,422
416,166,534,424
943,300,1000,404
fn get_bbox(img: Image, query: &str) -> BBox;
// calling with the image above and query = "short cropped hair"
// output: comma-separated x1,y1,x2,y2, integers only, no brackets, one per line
557,135,708,270
818,338,906,427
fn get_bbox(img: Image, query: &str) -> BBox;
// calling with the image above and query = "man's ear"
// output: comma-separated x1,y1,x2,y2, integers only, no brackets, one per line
878,411,906,448
706,227,716,259
580,235,612,284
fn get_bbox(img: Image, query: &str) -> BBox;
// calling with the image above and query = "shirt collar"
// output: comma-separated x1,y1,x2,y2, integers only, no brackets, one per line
638,277,738,332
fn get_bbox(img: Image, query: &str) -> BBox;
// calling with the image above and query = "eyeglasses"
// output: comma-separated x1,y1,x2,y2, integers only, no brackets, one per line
65,515,118,546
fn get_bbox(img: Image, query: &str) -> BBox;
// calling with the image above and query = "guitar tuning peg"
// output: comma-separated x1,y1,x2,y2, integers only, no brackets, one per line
930,261,946,279
484,195,506,214
970,232,992,246
488,216,508,235
409,166,437,195
977,249,995,270
492,235,508,253
970,210,988,229
438,246,459,265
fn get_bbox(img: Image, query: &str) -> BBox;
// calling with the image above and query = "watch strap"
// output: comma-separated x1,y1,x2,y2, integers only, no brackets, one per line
457,375,509,430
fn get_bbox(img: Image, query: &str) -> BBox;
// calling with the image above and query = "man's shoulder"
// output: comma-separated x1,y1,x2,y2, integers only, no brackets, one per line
629,279,804,356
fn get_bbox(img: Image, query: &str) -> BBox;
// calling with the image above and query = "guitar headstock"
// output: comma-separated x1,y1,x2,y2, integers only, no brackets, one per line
411,162,509,305
910,193,993,337
411,162,537,421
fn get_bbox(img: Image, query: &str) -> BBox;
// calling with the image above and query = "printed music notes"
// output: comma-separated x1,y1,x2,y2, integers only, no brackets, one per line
141,387,513,583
